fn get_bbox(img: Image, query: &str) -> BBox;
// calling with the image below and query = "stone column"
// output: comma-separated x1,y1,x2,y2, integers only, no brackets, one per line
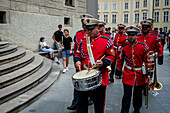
86,0,98,19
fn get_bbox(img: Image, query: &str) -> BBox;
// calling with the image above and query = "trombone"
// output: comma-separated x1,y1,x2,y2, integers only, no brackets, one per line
145,51,163,108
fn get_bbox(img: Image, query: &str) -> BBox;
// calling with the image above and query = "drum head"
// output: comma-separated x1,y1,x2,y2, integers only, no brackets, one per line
73,69,99,79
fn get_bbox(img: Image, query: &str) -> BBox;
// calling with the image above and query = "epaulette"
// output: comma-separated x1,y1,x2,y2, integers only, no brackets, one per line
76,30,83,34
123,33,127,36
138,42,146,45
137,33,141,36
122,43,128,47
150,33,157,36
101,36,110,40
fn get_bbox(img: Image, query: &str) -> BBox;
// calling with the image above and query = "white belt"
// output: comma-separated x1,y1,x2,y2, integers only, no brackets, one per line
125,65,142,71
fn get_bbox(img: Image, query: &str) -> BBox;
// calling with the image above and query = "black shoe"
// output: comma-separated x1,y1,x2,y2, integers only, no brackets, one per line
67,104,77,110
109,77,114,83
134,109,140,113
88,99,93,106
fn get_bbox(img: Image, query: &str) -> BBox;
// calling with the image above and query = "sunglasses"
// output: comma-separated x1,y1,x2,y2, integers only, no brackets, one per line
99,25,104,27
142,25,151,28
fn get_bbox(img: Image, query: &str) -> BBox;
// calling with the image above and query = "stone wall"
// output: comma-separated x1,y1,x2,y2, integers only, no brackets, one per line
0,0,86,51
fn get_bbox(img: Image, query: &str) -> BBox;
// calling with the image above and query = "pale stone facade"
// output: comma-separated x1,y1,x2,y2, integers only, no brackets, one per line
98,0,170,32
0,0,87,51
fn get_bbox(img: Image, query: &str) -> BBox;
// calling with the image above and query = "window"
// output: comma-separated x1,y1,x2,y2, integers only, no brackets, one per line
124,14,128,23
136,1,139,9
64,17,71,26
143,0,147,7
98,4,100,10
112,14,116,23
65,0,75,7
165,0,169,6
143,12,147,20
155,0,159,7
113,3,116,10
125,3,128,9
135,13,139,23
104,15,108,23
164,11,169,22
154,12,159,22
0,11,7,23
98,15,100,20
104,3,108,10
164,27,167,32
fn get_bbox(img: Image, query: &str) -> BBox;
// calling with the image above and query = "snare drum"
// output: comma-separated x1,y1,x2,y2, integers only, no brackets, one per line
72,69,102,91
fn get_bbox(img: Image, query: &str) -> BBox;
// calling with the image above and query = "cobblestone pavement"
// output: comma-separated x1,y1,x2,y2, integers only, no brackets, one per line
20,49,170,113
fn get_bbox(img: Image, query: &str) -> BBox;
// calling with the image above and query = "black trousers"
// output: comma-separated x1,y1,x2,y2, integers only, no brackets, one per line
110,58,117,77
77,86,106,113
110,54,117,77
169,41,170,52
121,84,143,113
161,39,165,49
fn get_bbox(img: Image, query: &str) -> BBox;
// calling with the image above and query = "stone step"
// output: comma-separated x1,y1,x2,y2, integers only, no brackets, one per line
0,57,52,105
0,42,9,49
0,48,26,65
0,54,44,89
0,62,60,113
0,50,34,75
0,45,17,56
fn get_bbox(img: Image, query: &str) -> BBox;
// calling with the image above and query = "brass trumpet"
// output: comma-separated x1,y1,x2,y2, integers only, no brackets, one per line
147,51,163,90
145,51,163,108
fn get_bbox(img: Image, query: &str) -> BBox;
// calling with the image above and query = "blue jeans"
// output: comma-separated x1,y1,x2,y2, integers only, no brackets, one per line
40,47,54,54
54,42,61,52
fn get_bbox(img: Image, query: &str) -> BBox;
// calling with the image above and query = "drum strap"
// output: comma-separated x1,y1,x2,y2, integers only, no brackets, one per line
86,35,95,65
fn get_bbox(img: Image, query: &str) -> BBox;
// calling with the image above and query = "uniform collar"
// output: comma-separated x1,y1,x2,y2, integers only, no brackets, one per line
118,33,124,36
128,40,138,47
90,33,101,41
141,32,150,37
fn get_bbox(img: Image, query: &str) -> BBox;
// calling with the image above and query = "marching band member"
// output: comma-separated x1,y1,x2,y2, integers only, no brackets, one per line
110,24,127,82
115,26,149,113
146,18,160,35
74,18,115,113
98,20,111,38
137,20,163,96
67,14,93,110
137,20,163,77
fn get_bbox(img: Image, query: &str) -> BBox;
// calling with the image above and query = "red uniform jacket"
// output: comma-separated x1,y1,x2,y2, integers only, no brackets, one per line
74,34,115,86
137,32,163,64
114,33,127,57
150,30,159,35
116,41,149,86
74,30,87,54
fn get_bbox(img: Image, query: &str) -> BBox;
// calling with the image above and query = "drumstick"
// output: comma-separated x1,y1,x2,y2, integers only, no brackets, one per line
86,55,106,75
79,65,81,71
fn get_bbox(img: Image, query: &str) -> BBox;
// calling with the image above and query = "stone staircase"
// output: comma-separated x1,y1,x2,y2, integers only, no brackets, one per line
0,41,60,113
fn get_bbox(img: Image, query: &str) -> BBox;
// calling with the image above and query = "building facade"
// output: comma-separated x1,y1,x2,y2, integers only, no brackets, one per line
0,0,87,51
98,0,170,32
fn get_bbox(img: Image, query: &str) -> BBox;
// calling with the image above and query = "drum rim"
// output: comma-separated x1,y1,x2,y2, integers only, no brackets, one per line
72,69,100,79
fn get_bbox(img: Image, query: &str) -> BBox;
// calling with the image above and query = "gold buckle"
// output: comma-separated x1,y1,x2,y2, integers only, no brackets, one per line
131,67,135,71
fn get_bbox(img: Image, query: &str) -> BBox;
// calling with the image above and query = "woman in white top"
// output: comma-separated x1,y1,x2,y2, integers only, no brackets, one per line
40,37,55,59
